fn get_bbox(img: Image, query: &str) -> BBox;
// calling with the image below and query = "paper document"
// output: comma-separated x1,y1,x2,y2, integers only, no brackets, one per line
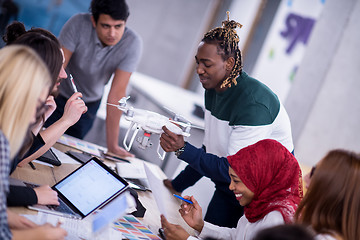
57,134,102,157
32,160,54,168
144,163,173,218
92,191,135,233
116,161,146,179
51,147,79,164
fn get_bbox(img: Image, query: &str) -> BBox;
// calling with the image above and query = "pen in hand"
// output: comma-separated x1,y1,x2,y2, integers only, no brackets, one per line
69,74,78,93
173,194,193,204
69,74,81,99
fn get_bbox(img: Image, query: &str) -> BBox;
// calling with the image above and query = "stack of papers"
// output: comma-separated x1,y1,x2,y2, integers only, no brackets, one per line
116,161,146,179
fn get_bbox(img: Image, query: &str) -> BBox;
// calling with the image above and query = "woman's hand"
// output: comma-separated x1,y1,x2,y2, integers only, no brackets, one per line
61,92,87,127
11,223,67,240
160,215,189,240
34,185,59,205
44,95,57,121
7,210,38,229
33,223,68,240
179,196,204,232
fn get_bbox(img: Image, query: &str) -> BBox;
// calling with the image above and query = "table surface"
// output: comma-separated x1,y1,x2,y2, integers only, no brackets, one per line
9,142,195,236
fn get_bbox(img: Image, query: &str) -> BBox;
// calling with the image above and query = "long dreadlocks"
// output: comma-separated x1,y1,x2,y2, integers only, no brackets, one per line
202,11,243,88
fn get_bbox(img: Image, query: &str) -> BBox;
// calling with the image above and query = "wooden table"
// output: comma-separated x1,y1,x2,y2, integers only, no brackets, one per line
9,142,195,236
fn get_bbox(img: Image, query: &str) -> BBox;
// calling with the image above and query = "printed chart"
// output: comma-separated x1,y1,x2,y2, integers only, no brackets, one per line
57,135,102,157
113,215,161,240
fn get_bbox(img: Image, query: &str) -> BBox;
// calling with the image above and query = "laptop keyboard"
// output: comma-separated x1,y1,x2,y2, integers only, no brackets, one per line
24,182,78,217
47,198,75,215
24,182,40,188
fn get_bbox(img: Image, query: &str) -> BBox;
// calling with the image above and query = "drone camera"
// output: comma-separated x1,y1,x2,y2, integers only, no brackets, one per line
137,131,152,149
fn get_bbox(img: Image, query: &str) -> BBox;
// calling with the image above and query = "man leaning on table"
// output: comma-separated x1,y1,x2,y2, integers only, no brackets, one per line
45,0,143,157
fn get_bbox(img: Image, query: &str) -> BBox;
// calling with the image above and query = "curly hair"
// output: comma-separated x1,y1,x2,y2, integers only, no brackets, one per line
201,11,243,88
202,11,243,88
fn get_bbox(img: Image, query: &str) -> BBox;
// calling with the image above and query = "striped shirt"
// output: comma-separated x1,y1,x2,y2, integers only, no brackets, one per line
0,130,12,240
203,71,293,156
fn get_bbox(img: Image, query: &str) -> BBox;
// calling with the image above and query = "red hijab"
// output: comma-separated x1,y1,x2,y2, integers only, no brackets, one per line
227,139,303,223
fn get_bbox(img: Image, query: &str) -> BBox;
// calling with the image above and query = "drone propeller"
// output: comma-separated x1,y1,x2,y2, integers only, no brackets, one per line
168,119,204,130
119,96,130,105
162,106,204,130
162,106,187,120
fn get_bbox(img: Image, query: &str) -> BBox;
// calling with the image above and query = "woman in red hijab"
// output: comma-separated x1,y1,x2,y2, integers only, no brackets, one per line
161,139,303,240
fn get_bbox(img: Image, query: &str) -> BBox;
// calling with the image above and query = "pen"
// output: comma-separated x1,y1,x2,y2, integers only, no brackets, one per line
104,154,130,163
29,162,36,170
69,74,82,100
100,150,131,163
69,74,78,93
173,194,193,204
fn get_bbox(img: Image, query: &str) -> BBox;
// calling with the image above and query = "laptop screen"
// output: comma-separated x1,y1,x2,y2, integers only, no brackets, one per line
53,158,128,216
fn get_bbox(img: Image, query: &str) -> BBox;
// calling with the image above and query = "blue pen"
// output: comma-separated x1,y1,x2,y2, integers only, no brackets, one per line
173,194,193,204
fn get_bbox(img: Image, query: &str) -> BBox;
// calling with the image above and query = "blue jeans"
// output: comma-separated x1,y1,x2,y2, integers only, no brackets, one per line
44,95,101,139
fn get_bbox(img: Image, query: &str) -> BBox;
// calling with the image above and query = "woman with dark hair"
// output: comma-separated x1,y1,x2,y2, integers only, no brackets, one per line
295,150,360,240
4,21,63,92
253,224,315,240
161,139,302,240
3,21,87,207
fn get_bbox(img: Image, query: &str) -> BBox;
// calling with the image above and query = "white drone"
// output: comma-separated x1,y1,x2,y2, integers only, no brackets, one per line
107,96,196,160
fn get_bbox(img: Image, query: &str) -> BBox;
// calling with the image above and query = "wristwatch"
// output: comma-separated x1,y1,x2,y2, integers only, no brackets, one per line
175,142,187,157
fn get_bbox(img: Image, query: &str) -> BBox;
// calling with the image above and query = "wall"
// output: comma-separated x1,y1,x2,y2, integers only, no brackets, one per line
126,0,223,87
285,0,360,167
252,0,325,101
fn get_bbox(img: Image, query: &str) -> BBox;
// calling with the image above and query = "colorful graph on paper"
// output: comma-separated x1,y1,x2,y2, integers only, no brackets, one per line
112,215,161,240
57,135,102,157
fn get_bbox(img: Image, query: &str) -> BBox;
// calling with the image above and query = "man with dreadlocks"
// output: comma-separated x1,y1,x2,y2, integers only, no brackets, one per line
160,12,294,228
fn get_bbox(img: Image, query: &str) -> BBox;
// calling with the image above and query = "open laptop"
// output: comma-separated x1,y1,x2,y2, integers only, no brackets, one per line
28,157,129,219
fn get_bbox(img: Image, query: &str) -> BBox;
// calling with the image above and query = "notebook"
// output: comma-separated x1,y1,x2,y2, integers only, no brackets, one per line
28,157,129,219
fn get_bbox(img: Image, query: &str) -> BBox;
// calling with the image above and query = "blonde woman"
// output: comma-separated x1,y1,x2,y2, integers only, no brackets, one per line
0,45,67,239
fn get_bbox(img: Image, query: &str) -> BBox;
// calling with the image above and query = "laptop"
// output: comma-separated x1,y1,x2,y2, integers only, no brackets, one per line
28,157,129,219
